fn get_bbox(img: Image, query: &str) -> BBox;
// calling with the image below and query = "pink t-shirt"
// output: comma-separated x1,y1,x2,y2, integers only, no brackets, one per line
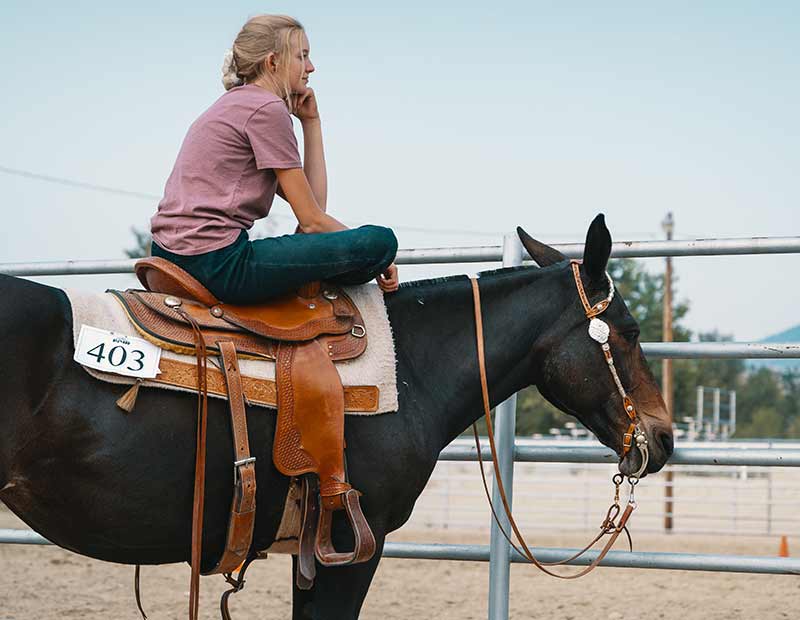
151,84,302,255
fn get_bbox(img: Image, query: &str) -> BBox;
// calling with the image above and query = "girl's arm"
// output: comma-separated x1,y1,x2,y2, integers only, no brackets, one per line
275,167,345,234
301,117,327,212
293,89,327,211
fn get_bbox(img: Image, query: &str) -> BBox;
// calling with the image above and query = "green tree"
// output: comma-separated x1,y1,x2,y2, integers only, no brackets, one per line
738,406,783,438
514,387,568,436
125,227,151,258
734,368,787,438
608,259,690,344
672,331,744,426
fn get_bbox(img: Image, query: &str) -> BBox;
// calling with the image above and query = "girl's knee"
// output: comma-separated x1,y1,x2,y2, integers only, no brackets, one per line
359,225,397,265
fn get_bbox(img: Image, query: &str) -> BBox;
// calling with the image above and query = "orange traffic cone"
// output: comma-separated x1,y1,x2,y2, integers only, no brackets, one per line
778,535,789,557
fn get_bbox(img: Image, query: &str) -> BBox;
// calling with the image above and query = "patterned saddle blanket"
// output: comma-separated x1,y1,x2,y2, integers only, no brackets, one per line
66,284,398,415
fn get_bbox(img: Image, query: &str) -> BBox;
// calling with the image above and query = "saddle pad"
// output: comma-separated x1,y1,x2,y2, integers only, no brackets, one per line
65,284,398,415
262,479,303,556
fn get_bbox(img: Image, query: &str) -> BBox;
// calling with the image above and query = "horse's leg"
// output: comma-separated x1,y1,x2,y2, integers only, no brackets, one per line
291,556,315,620
291,534,385,620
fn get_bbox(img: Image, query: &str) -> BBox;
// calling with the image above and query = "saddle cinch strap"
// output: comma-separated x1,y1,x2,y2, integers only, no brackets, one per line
128,257,376,618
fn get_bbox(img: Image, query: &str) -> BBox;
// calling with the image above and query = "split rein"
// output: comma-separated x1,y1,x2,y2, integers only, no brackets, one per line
468,260,649,578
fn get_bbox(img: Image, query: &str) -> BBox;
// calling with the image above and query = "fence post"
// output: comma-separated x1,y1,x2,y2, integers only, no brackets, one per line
487,234,523,620
696,386,704,432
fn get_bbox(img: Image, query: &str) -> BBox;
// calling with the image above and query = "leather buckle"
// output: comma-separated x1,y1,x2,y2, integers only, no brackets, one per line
232,457,256,511
623,433,633,448
233,457,256,487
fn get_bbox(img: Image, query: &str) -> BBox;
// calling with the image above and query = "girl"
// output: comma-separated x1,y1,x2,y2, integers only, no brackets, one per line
150,15,399,304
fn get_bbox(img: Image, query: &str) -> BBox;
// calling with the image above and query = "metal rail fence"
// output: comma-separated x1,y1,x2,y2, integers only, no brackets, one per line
404,443,800,536
2,235,800,620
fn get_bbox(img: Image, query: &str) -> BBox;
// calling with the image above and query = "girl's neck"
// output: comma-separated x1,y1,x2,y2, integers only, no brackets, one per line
248,78,277,95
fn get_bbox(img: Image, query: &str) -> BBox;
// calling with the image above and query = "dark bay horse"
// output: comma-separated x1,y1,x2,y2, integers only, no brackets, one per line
0,216,673,619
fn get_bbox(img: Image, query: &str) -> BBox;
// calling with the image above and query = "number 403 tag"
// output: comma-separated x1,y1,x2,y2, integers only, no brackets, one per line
74,325,162,379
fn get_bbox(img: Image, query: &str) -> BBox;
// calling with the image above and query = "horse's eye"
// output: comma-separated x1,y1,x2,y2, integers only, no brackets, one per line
622,329,640,343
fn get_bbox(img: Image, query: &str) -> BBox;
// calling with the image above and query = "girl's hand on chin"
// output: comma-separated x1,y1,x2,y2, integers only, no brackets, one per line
293,88,319,122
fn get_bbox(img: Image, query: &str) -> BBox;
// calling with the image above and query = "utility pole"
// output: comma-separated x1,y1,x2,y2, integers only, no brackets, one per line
662,212,675,532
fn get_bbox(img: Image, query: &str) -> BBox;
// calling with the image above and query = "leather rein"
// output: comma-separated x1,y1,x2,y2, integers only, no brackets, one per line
469,260,649,577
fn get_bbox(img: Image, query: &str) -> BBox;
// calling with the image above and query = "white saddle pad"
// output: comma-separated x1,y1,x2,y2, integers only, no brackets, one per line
65,284,398,415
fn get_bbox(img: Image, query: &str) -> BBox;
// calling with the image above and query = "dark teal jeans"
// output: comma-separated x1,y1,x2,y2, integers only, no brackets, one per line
151,225,398,304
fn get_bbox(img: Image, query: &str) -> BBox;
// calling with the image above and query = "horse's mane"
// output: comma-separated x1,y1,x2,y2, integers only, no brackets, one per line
397,263,561,292
397,274,468,291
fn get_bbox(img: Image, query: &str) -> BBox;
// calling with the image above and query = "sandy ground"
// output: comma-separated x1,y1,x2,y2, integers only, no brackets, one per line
0,508,798,619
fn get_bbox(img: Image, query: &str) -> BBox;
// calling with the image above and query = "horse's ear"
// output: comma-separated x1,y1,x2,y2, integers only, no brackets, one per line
516,227,566,267
582,214,612,284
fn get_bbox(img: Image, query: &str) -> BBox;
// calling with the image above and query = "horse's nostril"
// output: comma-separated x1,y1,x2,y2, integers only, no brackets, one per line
659,431,674,457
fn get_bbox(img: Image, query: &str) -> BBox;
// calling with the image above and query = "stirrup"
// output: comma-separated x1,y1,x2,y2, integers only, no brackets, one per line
315,488,376,566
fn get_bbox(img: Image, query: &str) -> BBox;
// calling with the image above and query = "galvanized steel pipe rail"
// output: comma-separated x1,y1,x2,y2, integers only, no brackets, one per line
381,542,800,575
1,529,797,575
2,236,800,275
440,445,800,467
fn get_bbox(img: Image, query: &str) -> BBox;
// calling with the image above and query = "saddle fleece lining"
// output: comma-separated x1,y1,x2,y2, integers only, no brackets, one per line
65,284,399,415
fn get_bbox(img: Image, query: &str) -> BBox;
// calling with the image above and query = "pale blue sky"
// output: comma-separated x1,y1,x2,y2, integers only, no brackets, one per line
1,1,798,339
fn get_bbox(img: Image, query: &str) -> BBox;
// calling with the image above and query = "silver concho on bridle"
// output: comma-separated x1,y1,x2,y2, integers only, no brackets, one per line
588,317,610,344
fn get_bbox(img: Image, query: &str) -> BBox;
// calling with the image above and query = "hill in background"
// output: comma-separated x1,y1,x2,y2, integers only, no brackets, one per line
751,324,800,372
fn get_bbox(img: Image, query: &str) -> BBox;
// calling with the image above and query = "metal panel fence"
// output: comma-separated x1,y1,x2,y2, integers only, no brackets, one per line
2,234,800,619
403,445,800,536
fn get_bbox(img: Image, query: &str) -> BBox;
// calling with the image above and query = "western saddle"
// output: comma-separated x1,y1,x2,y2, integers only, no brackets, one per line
117,257,376,619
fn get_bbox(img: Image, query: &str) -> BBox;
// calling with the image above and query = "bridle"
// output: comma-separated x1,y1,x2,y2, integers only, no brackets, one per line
468,259,649,577
569,260,649,478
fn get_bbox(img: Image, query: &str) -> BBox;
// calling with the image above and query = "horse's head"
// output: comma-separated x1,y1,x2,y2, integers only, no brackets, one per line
518,215,673,476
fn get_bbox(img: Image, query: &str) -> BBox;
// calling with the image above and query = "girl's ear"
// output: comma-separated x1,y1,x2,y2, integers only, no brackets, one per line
264,52,278,73
582,214,612,284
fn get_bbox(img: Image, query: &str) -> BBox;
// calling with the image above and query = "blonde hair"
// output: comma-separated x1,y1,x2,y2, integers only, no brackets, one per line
221,15,305,110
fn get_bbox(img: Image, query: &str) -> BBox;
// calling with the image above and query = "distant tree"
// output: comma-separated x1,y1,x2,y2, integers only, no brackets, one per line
780,370,800,414
608,259,690,344
125,227,151,258
734,368,790,438
514,387,567,436
738,406,783,438
672,331,744,425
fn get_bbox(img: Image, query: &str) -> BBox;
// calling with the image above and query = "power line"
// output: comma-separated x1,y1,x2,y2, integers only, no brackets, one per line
0,165,162,201
1,164,675,240
0,164,505,236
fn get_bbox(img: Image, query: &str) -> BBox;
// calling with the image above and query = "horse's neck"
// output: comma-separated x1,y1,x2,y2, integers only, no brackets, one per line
387,266,563,447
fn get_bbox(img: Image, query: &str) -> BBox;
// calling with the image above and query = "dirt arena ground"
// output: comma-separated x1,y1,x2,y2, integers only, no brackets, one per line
0,508,797,619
